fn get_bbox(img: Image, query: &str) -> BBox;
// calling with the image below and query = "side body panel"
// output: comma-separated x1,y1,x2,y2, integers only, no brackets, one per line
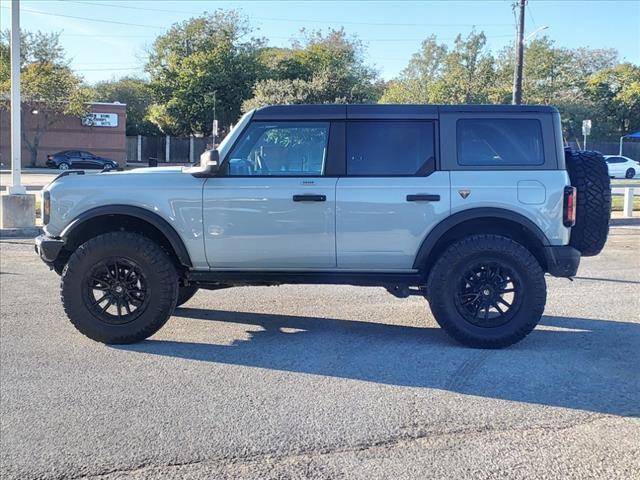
336,172,451,269
43,168,208,268
202,177,338,269
449,170,571,245
440,109,570,246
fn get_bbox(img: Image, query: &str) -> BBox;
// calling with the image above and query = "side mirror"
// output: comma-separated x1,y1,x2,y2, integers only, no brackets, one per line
200,149,220,172
189,149,221,177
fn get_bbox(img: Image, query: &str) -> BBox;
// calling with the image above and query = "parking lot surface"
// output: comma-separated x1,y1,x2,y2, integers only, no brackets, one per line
1,228,639,479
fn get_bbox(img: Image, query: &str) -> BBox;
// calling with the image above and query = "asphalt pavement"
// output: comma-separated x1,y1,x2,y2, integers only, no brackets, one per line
1,229,639,479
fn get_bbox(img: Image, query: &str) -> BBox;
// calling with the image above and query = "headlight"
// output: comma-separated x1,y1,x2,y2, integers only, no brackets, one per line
42,190,50,225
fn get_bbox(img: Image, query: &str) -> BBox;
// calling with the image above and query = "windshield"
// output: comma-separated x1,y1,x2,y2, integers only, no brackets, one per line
218,110,253,159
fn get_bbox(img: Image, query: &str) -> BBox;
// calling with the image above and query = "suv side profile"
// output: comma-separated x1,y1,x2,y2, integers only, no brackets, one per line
35,104,611,348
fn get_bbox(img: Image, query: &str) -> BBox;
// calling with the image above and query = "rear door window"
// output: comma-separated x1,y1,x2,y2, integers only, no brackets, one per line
457,118,544,166
346,121,435,176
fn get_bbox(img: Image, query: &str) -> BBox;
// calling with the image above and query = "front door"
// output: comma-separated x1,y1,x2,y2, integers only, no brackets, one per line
203,121,337,269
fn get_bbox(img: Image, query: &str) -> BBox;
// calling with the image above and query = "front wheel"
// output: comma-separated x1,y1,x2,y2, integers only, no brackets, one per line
61,232,178,344
176,285,199,307
427,234,546,349
58,163,70,170
626,168,636,179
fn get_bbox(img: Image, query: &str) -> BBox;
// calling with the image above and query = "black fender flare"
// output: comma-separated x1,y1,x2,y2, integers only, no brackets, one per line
60,205,193,268
412,207,551,270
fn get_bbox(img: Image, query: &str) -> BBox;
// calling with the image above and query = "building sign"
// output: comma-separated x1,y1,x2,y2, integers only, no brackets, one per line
82,112,118,128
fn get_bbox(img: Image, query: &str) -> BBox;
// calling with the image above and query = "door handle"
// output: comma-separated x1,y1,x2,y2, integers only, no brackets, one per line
293,194,326,202
406,194,440,202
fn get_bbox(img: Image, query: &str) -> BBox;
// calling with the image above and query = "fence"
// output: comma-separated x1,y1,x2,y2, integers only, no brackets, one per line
567,140,640,160
126,136,212,164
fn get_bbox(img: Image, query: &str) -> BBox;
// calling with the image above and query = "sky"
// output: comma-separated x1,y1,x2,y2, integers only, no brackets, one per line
1,0,639,84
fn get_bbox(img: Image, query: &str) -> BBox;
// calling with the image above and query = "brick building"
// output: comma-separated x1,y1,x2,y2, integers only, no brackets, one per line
0,102,126,168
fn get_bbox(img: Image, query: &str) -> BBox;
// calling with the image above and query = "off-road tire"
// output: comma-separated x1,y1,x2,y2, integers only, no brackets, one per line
426,234,546,349
177,285,199,307
61,232,178,344
564,148,611,256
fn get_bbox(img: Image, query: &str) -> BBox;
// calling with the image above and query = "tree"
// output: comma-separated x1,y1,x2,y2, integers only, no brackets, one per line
145,10,266,135
0,31,91,166
243,29,383,111
380,31,495,104
93,77,159,136
586,63,640,139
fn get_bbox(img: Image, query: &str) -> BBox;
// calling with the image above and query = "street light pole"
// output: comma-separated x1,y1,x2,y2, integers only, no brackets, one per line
8,0,25,194
511,0,526,105
211,90,217,145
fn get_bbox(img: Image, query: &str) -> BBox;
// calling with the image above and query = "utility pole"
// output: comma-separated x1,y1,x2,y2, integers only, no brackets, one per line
9,0,25,194
511,0,526,105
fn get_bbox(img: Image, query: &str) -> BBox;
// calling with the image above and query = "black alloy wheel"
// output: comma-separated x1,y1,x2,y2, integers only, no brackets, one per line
454,262,521,328
83,258,150,325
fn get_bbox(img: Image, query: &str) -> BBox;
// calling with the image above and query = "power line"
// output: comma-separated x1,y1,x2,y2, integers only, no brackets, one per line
60,0,513,28
0,5,165,29
57,32,515,42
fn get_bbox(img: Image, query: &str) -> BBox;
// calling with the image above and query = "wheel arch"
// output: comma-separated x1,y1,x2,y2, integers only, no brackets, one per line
413,208,551,275
60,205,192,269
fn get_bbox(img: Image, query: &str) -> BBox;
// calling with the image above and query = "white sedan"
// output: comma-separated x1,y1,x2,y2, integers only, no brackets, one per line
604,155,639,179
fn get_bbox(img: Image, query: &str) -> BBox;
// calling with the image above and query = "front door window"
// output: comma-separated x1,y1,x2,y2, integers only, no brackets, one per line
227,122,329,176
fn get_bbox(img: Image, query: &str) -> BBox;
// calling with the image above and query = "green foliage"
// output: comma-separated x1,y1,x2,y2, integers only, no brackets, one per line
93,77,159,136
382,32,633,143
243,29,383,111
145,10,266,135
586,63,640,138
380,32,494,104
0,30,92,165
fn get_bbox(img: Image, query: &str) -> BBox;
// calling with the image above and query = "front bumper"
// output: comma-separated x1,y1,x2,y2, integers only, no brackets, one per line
544,245,580,277
34,234,65,264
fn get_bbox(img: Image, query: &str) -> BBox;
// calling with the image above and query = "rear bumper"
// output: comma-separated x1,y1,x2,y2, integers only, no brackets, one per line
544,245,580,277
34,234,64,264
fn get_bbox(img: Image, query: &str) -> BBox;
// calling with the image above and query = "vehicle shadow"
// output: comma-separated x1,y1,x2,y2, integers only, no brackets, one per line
117,309,640,417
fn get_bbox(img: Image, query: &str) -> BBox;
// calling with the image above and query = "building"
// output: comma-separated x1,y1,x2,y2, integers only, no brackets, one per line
0,102,126,168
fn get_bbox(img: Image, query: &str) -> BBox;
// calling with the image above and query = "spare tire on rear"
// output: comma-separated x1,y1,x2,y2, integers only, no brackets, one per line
564,148,611,256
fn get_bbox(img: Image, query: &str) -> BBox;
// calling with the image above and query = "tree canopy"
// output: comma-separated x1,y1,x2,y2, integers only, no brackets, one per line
243,29,382,111
145,10,266,136
93,77,159,136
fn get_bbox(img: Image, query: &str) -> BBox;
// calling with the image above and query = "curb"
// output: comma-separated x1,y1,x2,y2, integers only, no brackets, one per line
0,227,42,239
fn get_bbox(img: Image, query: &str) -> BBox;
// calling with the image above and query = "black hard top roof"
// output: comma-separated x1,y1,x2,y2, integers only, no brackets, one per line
253,103,559,120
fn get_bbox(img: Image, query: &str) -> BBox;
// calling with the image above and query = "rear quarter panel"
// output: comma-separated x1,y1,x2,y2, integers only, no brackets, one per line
450,170,571,245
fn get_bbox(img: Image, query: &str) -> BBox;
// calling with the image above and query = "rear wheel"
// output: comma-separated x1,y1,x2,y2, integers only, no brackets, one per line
626,168,636,179
61,232,178,344
427,234,546,349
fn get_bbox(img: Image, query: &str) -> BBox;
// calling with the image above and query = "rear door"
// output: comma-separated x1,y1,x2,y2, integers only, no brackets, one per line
203,120,339,269
336,107,451,270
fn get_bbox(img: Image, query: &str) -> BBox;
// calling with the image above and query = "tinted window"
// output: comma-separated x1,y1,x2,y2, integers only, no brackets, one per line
227,122,329,176
606,157,625,164
457,119,544,166
347,121,435,176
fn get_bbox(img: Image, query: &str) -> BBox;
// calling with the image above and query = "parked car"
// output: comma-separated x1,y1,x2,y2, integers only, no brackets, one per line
35,104,611,348
46,150,118,170
604,155,638,179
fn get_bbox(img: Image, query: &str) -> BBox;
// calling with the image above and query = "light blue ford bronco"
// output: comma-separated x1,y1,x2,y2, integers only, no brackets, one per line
35,104,611,348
